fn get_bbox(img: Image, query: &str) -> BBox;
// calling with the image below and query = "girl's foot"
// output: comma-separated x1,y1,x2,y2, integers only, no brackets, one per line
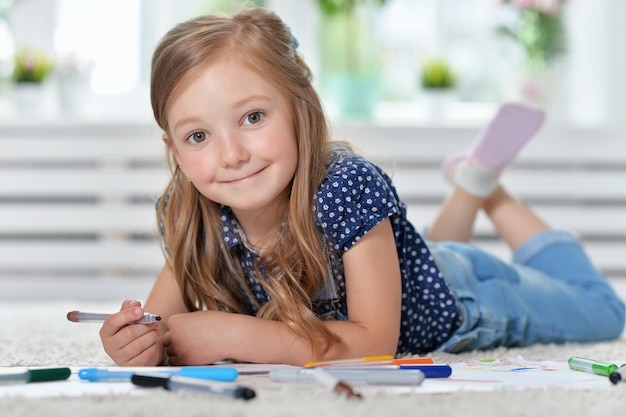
442,102,545,197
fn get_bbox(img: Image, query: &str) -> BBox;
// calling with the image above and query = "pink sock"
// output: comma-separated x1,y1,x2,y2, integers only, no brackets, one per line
468,102,545,173
441,102,545,197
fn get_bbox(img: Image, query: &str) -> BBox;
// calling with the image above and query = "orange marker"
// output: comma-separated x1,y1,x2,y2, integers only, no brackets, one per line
304,355,434,368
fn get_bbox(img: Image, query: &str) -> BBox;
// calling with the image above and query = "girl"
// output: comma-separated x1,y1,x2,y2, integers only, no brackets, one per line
100,7,624,366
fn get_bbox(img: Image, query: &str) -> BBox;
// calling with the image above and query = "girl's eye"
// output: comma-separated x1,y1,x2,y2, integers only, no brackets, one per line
243,111,264,125
186,130,209,144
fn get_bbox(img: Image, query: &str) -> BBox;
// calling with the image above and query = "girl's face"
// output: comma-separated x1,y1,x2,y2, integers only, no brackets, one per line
164,58,298,224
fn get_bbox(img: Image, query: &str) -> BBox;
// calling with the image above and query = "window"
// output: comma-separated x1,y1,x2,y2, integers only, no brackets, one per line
1,0,620,127
54,0,141,94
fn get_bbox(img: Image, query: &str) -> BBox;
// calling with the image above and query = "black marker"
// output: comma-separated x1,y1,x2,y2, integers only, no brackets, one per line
609,364,626,385
131,374,256,400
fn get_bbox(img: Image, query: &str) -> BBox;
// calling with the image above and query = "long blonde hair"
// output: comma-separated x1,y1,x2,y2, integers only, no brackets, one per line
151,7,338,356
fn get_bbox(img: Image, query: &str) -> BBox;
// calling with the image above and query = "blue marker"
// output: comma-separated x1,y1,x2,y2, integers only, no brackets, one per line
397,364,452,378
78,367,238,382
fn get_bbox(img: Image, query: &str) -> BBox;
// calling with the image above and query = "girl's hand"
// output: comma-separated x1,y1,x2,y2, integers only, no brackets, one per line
99,299,163,366
163,310,234,366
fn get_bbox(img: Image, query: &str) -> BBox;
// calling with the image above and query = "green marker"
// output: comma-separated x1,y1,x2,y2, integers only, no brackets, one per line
568,356,618,377
609,364,626,384
0,367,71,384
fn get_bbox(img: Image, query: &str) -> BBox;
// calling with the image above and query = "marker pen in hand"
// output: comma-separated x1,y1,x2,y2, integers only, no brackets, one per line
67,310,161,324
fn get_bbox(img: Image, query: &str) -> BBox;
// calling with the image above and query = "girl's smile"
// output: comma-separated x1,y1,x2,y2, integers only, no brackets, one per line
222,166,267,184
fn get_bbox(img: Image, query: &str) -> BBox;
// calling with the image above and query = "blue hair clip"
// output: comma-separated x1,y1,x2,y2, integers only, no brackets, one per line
285,24,299,50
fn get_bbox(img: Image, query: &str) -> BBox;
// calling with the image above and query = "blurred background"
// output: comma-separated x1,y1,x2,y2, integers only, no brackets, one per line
0,0,624,126
0,0,625,301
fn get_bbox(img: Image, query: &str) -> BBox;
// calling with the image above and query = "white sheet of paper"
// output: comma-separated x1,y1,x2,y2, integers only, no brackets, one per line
0,357,619,398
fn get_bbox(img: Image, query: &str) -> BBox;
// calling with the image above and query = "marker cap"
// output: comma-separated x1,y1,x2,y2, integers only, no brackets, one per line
28,368,71,383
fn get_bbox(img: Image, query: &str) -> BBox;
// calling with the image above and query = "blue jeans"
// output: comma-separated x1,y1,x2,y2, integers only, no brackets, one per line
426,230,625,353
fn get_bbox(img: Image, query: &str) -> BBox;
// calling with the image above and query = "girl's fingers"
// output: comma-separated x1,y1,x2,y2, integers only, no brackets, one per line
116,324,161,365
100,300,163,366
121,299,142,310
100,306,146,337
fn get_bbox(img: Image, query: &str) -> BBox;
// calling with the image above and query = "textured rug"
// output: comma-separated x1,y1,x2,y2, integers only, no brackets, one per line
2,299,626,417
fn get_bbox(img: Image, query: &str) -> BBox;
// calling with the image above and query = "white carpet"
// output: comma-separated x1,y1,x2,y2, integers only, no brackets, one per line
2,299,626,417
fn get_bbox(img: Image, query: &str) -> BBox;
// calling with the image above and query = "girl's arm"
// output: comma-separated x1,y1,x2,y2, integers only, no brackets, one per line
163,218,403,366
324,217,403,357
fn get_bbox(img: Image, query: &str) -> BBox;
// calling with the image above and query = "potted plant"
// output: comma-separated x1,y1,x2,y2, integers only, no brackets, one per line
496,0,568,106
496,0,567,72
419,58,457,120
11,48,52,112
13,48,52,83
420,58,457,90
317,0,388,119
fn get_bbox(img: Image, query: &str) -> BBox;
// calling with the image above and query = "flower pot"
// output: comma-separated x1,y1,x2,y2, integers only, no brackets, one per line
422,88,456,121
57,71,90,113
324,74,380,120
504,70,554,109
12,82,43,113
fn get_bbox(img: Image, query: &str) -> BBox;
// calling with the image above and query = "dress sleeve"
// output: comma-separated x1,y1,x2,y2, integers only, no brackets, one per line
315,156,400,254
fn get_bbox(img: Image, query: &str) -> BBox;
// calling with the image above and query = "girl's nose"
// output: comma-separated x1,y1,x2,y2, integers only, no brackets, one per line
219,131,249,167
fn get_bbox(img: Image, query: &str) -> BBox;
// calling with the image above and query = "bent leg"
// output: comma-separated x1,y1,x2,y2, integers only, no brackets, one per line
433,232,625,353
482,186,549,250
428,185,550,249
512,230,625,342
431,102,546,243
427,187,483,243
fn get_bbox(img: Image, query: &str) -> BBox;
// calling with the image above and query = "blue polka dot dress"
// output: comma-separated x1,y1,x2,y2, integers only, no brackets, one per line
311,146,461,355
159,146,461,355
218,146,460,355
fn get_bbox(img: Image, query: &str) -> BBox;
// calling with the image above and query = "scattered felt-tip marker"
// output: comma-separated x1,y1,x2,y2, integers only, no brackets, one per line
609,364,626,385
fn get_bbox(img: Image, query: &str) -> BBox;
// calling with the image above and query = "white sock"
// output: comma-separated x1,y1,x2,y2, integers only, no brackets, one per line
454,159,498,198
